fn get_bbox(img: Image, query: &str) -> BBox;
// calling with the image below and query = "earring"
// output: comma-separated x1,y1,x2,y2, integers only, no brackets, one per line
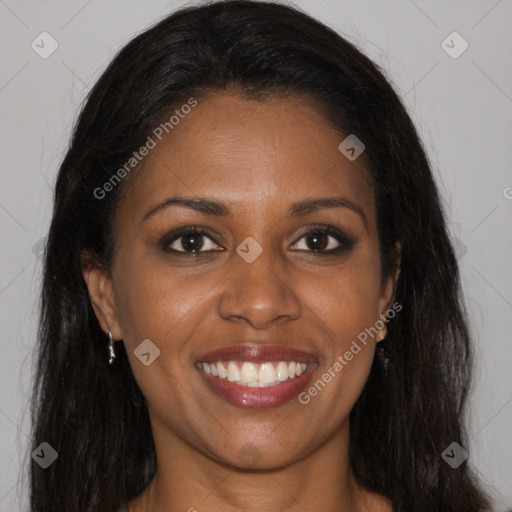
376,329,386,343
107,329,116,366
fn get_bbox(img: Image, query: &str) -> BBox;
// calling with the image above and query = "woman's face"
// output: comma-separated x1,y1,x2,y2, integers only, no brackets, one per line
85,92,395,469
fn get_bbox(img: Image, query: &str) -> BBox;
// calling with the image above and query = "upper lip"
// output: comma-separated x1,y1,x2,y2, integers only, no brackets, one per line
196,345,318,364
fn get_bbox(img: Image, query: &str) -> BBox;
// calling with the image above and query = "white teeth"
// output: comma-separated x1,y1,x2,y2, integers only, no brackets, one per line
198,360,310,387
217,361,227,379
276,361,289,381
227,361,241,382
259,363,276,384
240,362,258,384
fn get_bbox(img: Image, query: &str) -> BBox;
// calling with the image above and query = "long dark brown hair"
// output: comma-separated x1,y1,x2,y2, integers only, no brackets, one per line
30,1,492,510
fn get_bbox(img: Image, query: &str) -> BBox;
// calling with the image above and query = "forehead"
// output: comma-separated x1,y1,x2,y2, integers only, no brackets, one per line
117,92,374,222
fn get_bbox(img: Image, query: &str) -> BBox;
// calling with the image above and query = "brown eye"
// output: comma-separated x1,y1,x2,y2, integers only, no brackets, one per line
172,232,206,252
300,232,332,251
160,227,223,255
291,226,356,255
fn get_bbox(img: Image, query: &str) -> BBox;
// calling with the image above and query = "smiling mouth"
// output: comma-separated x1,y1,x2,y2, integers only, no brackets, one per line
195,360,309,387
194,344,318,408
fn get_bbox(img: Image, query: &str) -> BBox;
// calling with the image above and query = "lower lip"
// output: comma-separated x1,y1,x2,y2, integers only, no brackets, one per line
196,364,318,408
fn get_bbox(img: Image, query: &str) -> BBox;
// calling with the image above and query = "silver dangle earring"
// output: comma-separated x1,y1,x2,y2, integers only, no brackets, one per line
107,329,116,366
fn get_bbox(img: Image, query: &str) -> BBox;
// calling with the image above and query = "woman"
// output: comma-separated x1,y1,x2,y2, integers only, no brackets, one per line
30,1,496,511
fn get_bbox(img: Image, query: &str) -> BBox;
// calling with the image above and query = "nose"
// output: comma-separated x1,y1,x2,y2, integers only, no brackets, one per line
218,245,302,330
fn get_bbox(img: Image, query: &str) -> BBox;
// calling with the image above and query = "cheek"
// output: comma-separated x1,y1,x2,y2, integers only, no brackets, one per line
301,255,383,342
111,258,212,418
113,252,212,342
295,253,382,408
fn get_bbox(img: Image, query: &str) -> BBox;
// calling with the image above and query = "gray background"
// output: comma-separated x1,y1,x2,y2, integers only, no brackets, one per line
1,0,511,510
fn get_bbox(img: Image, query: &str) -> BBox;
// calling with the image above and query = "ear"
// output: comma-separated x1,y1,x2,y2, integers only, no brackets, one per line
376,244,401,342
81,251,123,340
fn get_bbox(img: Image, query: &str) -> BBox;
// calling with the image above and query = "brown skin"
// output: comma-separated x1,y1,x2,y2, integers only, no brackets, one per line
82,92,396,512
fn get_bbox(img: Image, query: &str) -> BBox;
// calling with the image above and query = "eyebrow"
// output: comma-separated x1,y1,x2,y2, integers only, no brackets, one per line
288,197,366,227
142,197,230,220
142,195,367,227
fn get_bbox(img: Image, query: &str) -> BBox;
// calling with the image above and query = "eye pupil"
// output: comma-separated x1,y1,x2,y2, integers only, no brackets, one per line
306,232,328,251
182,233,204,252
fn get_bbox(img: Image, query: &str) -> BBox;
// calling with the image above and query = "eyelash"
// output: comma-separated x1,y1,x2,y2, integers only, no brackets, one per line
159,225,356,257
292,225,356,256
